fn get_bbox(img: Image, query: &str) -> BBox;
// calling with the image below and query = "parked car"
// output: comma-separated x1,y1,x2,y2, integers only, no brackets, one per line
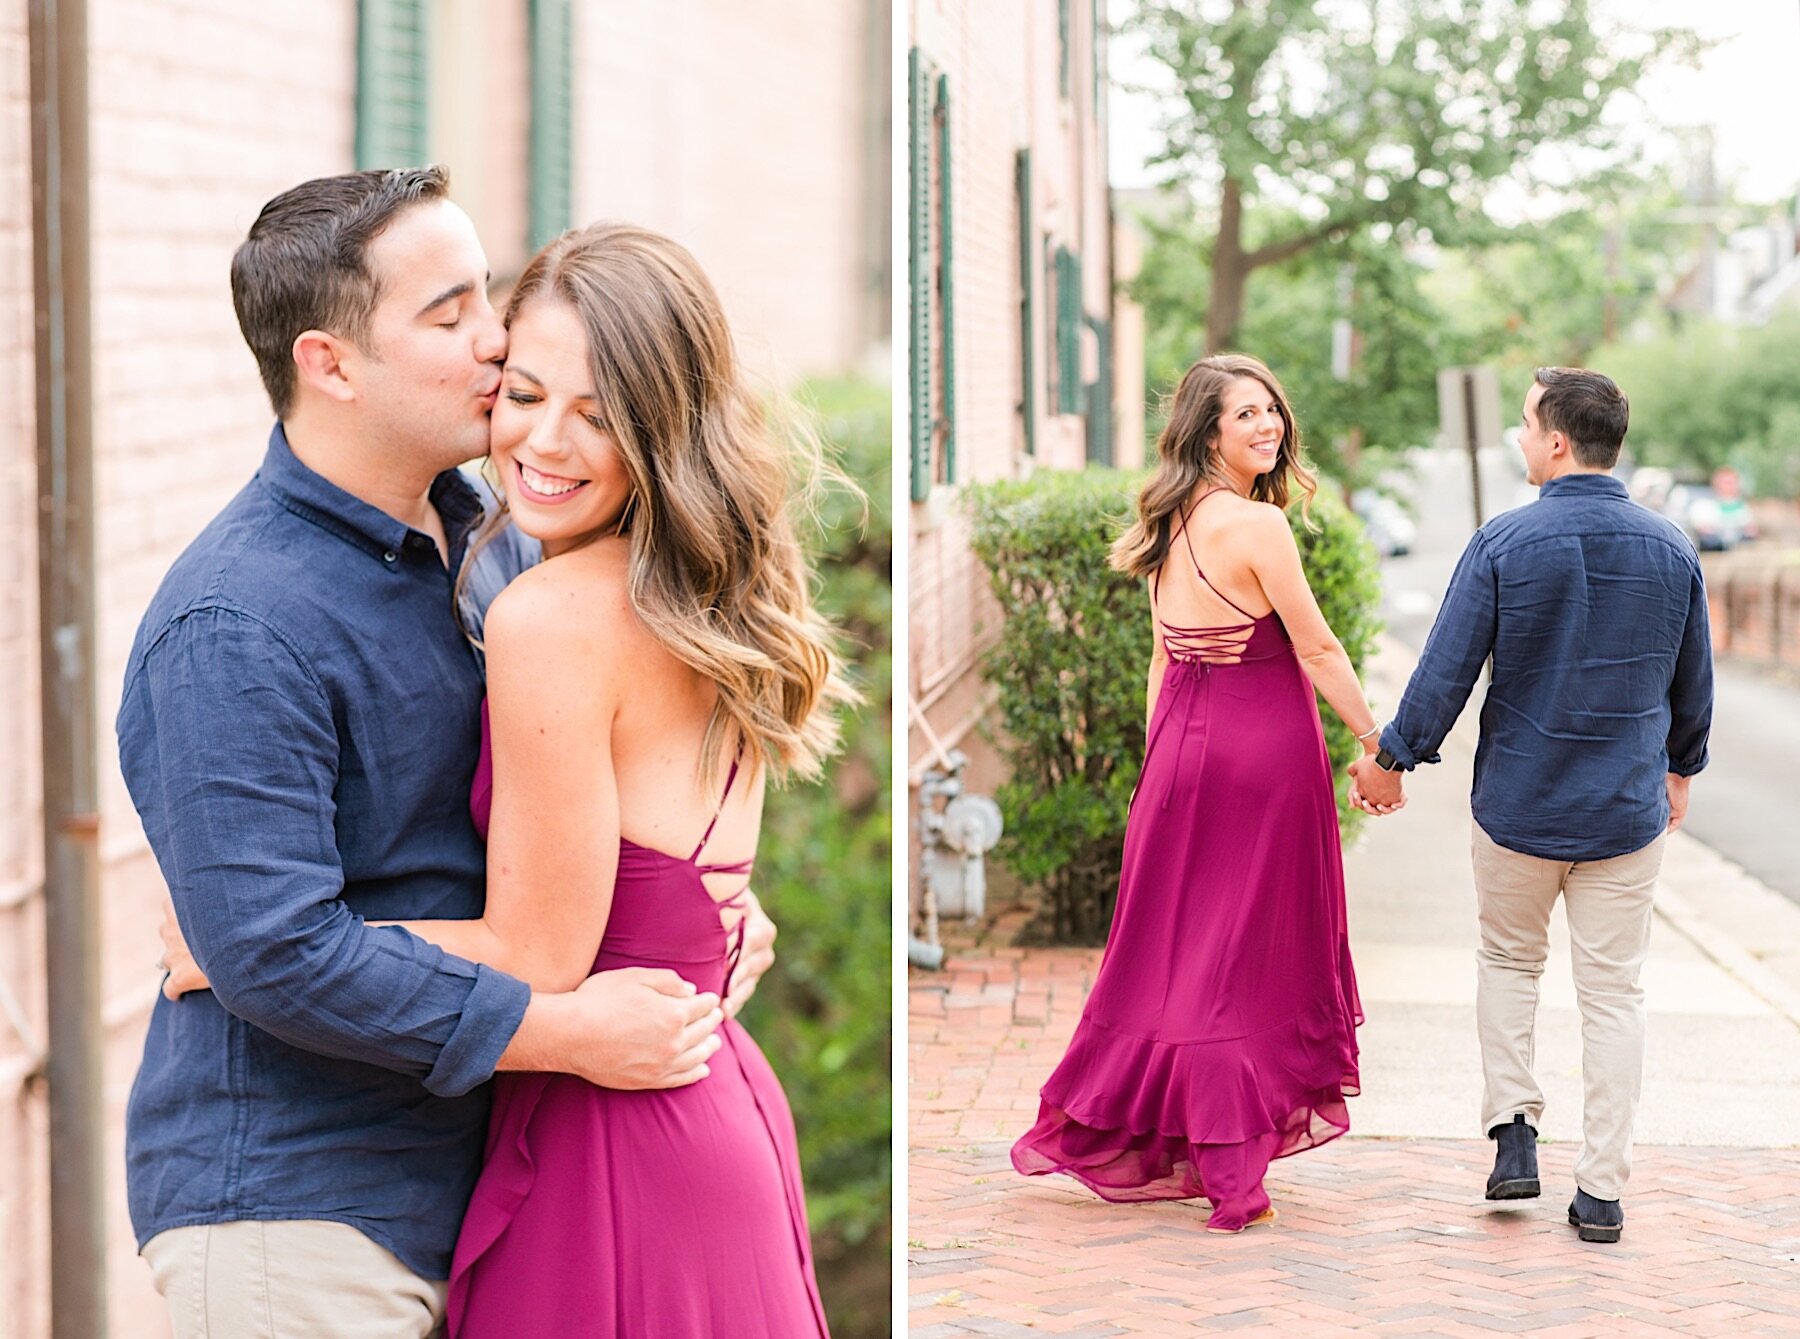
1350,488,1417,557
1662,483,1753,551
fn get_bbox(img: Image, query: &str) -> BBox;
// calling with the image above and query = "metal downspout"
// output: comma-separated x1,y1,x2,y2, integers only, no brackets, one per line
28,1,107,1335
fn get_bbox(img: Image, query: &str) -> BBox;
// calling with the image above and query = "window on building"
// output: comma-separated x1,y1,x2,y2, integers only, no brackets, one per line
909,50,954,502
356,0,564,280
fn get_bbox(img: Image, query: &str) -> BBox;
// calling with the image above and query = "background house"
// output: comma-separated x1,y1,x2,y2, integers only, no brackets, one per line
905,0,1143,921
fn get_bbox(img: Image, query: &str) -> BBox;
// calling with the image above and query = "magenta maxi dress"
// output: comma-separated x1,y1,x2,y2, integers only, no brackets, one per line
1011,491,1363,1230
448,702,830,1337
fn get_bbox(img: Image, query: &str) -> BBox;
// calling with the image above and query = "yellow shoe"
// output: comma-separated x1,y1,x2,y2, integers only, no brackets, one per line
1205,1205,1278,1234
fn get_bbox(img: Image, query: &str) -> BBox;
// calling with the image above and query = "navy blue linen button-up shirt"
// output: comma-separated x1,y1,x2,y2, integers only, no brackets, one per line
1381,472,1713,862
118,426,535,1279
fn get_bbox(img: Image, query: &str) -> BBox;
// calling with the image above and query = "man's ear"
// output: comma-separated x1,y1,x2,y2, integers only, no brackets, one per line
292,329,357,404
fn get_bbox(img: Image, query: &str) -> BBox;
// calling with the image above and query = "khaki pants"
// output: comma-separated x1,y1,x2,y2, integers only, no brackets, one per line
1472,823,1665,1201
142,1219,448,1339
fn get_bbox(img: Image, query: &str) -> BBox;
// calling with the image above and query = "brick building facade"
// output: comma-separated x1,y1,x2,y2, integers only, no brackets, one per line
906,0,1142,917
1,3,887,1334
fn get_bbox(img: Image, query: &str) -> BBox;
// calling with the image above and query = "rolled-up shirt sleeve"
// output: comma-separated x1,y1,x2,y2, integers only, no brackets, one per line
1382,531,1499,771
120,605,529,1097
1666,561,1713,777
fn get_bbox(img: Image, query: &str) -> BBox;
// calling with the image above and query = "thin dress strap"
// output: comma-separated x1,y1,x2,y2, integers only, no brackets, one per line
690,739,753,872
1152,492,1208,601
1170,488,1258,622
692,739,754,1002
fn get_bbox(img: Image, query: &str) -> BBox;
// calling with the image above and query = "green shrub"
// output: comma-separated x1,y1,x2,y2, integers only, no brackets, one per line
744,376,891,1339
968,470,1381,946
1297,486,1384,822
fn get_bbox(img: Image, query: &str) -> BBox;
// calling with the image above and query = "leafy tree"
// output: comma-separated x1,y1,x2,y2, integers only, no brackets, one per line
1128,0,1697,351
1130,205,1444,478
1594,313,1800,497
1427,184,1690,380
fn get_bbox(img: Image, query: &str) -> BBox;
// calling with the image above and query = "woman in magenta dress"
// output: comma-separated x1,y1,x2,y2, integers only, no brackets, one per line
1012,354,1393,1232
388,224,849,1335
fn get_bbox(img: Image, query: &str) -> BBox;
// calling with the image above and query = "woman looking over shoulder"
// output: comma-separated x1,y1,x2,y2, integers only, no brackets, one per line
1012,353,1391,1233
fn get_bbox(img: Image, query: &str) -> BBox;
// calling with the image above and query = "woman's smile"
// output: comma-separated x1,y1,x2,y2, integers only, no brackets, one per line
516,458,590,503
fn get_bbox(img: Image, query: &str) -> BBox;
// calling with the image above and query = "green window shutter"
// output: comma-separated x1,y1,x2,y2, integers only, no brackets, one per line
1092,0,1104,105
1085,314,1113,465
1055,246,1082,414
1043,236,1057,416
936,73,955,488
908,49,932,503
355,0,429,169
528,0,574,251
1015,150,1036,457
1058,0,1071,97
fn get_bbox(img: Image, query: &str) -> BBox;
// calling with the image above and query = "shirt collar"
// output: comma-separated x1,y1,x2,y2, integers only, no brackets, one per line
1538,472,1629,502
258,423,484,568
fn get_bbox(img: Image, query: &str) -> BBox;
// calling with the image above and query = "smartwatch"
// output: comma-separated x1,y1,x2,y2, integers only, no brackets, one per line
1374,747,1401,773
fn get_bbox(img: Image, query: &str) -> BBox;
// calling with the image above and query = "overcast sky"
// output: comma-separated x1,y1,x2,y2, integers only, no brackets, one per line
1107,1,1800,204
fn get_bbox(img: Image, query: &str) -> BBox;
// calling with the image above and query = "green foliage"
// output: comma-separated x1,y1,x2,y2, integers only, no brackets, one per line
1592,314,1800,497
745,376,890,1338
1294,487,1384,823
1127,0,1698,347
1426,188,1692,389
1128,172,1695,486
968,470,1382,946
1131,211,1443,478
968,471,1150,945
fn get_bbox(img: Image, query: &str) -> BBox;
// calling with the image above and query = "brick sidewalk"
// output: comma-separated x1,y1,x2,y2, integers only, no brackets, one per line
908,941,1800,1336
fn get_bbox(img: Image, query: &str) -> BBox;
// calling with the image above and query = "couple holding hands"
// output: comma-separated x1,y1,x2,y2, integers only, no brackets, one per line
1013,356,1714,1246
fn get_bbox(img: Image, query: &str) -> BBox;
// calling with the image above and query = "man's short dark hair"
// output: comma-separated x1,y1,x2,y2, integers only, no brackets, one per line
231,167,451,417
1533,366,1629,469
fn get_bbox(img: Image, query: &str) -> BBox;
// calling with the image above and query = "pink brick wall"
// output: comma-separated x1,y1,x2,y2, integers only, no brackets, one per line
571,0,887,382
907,0,1116,908
2,0,51,1331
1705,556,1800,668
2,3,358,1333
88,2,359,1325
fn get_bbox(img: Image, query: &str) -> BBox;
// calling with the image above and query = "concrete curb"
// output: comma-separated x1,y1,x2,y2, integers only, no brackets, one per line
1655,844,1800,1034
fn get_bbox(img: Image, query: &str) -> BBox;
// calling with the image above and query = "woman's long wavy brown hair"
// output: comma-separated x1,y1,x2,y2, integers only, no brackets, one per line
456,222,856,786
1110,353,1318,579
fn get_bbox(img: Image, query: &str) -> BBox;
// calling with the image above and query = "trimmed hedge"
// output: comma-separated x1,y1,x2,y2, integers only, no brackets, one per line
743,377,891,1338
968,470,1380,946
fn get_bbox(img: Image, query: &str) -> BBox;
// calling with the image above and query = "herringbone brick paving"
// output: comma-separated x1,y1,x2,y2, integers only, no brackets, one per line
909,941,1800,1336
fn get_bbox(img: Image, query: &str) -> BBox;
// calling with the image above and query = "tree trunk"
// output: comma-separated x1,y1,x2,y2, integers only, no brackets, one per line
1207,174,1250,353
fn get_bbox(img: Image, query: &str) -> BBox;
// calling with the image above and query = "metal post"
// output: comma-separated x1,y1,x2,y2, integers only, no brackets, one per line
1462,370,1485,529
28,1,108,1335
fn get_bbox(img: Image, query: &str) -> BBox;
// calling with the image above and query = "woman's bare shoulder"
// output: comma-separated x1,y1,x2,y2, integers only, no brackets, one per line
484,538,644,665
1206,492,1288,539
